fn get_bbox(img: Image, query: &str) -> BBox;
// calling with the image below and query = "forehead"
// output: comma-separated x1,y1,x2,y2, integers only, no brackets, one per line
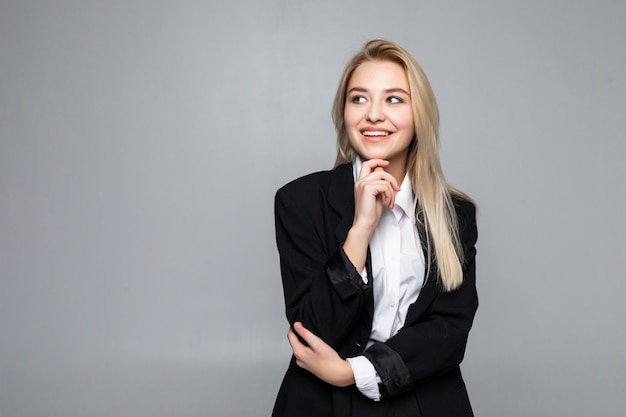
348,60,409,89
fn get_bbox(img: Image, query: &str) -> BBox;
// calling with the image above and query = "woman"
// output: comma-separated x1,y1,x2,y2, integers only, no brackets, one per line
272,40,478,417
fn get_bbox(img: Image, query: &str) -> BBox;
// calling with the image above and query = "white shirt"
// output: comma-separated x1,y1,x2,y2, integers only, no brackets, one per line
346,157,425,401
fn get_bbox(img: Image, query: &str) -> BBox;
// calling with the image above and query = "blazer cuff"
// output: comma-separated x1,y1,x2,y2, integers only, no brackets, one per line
362,342,412,399
325,245,371,300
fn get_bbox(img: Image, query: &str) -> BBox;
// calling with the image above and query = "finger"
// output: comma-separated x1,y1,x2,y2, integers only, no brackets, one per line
362,158,389,169
373,166,398,191
359,170,400,192
378,187,395,209
370,181,395,209
287,328,297,348
287,328,306,352
361,181,396,205
293,322,322,350
358,159,389,179
375,172,400,191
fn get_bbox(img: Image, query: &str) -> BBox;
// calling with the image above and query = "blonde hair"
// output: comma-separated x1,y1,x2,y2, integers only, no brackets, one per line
332,39,471,291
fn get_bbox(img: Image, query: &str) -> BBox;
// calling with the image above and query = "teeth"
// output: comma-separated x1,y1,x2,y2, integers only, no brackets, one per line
362,131,389,136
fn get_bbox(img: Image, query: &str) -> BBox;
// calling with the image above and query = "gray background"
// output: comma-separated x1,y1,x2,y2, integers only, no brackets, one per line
1,1,625,416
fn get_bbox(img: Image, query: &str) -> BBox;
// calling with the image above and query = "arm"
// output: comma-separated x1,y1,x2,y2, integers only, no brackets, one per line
343,160,399,272
287,322,356,387
287,321,383,400
275,184,372,348
276,160,400,348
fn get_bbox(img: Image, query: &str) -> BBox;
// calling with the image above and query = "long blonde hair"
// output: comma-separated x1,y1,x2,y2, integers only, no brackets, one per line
332,39,471,291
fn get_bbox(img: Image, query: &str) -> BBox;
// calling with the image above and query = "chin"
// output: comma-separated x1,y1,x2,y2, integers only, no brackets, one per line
359,151,390,161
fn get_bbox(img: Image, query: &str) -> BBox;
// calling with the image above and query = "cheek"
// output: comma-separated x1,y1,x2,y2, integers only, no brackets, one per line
346,127,360,146
343,107,361,130
394,110,415,133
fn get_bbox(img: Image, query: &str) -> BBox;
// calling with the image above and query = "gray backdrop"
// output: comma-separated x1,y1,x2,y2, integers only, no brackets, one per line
1,1,625,416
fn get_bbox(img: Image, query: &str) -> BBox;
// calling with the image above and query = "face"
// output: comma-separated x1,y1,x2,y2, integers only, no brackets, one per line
344,60,415,174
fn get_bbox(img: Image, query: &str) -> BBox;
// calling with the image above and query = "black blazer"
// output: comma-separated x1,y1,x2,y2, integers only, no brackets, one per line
272,164,478,417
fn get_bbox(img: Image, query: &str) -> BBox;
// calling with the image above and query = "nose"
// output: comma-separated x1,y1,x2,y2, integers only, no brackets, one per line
365,102,385,122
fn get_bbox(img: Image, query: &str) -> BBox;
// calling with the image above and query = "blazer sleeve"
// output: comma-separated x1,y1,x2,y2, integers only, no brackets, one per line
275,182,373,348
361,198,478,399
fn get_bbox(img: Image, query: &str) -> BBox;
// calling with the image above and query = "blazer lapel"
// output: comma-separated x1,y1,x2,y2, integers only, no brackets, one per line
328,164,355,244
405,267,438,325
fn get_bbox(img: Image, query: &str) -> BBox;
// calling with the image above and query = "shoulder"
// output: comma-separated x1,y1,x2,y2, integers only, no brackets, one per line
451,194,476,220
275,164,352,204
451,193,478,248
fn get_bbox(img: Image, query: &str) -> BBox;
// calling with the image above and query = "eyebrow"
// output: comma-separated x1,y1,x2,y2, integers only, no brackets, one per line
348,87,410,96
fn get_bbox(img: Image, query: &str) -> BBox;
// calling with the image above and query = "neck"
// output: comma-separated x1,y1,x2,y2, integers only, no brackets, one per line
386,164,406,185
385,154,408,184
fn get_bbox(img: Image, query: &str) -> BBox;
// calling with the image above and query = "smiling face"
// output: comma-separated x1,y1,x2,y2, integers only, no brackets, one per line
344,60,415,179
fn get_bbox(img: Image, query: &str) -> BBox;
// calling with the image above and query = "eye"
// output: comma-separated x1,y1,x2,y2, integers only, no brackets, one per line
387,96,402,104
350,95,366,104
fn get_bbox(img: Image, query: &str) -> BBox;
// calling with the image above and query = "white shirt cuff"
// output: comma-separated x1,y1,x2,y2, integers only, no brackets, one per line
360,268,368,284
346,355,381,401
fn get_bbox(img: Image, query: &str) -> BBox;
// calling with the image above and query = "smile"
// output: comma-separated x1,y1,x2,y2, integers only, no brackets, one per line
362,131,390,137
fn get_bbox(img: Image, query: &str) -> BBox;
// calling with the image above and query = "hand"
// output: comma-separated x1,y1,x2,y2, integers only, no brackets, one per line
352,159,401,235
287,322,355,387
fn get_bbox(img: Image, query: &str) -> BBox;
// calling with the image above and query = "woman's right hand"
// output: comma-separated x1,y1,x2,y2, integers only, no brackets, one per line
353,159,400,233
342,159,400,272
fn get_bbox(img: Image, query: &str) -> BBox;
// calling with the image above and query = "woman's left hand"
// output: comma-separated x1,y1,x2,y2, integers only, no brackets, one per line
287,322,356,387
